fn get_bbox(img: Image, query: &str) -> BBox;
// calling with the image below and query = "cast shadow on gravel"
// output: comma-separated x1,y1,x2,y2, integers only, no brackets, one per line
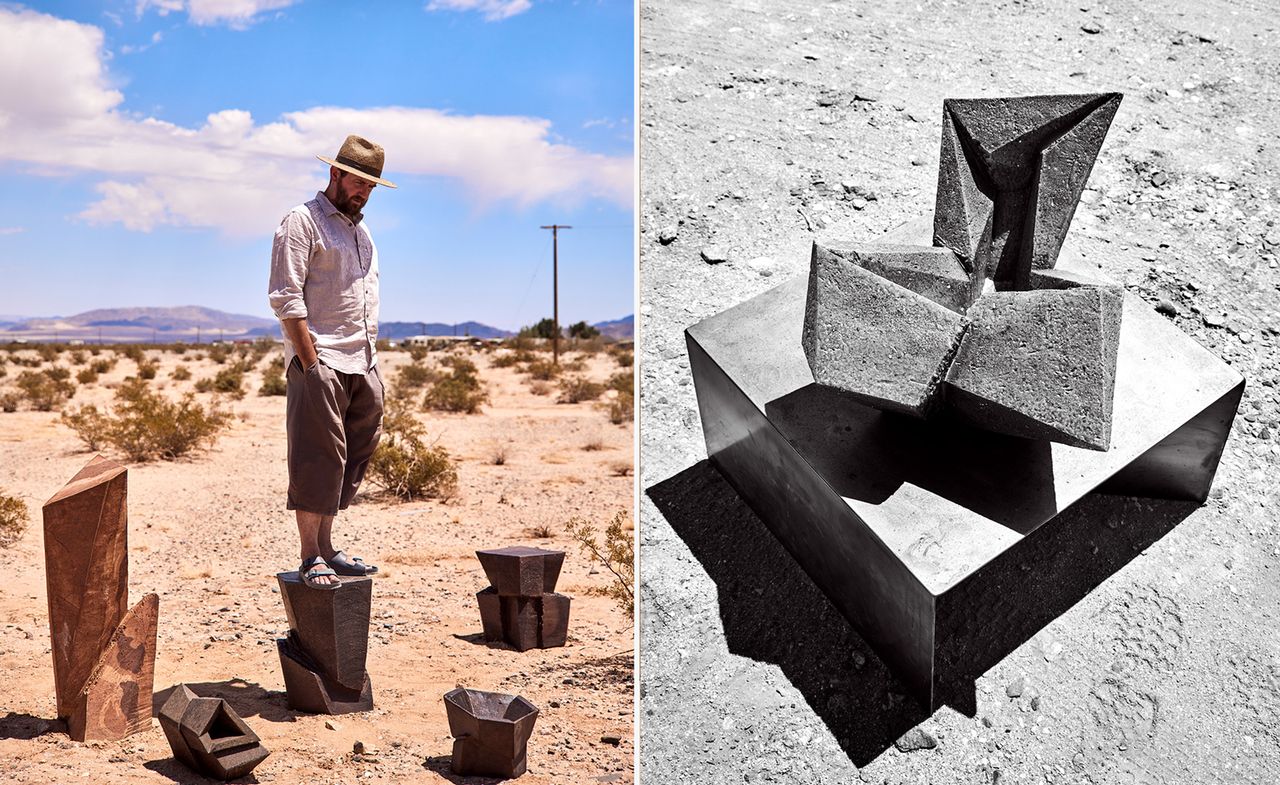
153,678,295,724
143,757,260,784
0,712,63,740
421,754,495,783
646,460,1198,766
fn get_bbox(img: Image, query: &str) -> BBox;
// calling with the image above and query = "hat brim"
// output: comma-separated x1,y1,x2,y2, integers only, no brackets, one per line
317,155,398,188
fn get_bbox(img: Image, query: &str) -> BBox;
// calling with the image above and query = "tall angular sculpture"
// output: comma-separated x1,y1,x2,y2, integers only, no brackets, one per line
42,456,159,741
444,687,539,779
275,572,373,714
474,547,571,651
682,92,1245,709
159,685,270,780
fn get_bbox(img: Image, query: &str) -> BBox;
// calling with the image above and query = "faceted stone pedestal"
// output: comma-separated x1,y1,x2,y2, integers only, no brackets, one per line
275,572,373,714
477,588,571,651
475,546,565,596
444,687,539,779
42,456,159,742
474,547,570,651
684,217,1243,711
158,685,270,780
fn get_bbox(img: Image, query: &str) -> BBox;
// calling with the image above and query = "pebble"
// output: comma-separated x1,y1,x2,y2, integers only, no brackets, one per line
1203,312,1226,328
1156,299,1179,317
852,198,868,210
1006,677,1025,698
1081,22,1102,34
894,727,938,752
601,735,622,746
1151,171,1168,187
658,226,678,245
325,720,341,731
747,256,775,277
700,246,729,264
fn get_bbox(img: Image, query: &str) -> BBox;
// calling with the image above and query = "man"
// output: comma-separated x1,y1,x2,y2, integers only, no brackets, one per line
268,134,395,589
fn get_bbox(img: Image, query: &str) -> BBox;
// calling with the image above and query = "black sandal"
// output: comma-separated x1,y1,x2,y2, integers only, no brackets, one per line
299,556,340,590
329,550,378,576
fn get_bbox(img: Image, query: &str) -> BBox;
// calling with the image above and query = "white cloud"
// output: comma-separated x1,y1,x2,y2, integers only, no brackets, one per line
136,0,297,29
0,227,26,236
425,0,532,22
0,7,632,236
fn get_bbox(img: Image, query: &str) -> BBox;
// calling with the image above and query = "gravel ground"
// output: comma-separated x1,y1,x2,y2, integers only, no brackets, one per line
638,0,1280,782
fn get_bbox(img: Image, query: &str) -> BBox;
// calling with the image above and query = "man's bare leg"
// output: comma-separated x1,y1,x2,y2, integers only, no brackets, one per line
297,510,338,586
318,513,337,559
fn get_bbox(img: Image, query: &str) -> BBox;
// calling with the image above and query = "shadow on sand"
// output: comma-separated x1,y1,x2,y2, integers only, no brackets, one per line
646,459,1197,766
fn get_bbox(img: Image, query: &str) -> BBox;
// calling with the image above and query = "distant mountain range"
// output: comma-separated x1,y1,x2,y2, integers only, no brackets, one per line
1,307,633,342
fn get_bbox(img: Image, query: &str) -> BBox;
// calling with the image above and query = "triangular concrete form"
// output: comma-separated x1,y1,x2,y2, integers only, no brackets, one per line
842,243,977,313
67,592,158,741
1026,95,1122,271
42,455,130,721
944,287,1123,450
935,93,1122,289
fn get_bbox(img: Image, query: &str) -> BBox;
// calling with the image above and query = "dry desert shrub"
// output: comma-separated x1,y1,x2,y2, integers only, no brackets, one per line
207,344,231,364
37,344,61,362
557,375,605,404
61,378,231,461
0,392,19,413
523,359,559,381
529,380,551,396
118,345,145,363
582,434,606,452
171,365,192,381
423,358,487,414
89,358,116,374
134,358,159,380
15,368,76,411
607,391,634,425
528,524,554,539
0,493,28,548
397,361,437,389
76,367,98,385
490,352,522,369
258,360,286,396
69,349,87,365
609,461,633,477
368,400,458,501
614,350,634,368
490,442,509,465
197,366,245,398
567,510,634,620
407,344,429,362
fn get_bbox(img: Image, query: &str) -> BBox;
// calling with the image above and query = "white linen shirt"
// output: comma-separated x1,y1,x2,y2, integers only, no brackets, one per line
268,192,379,375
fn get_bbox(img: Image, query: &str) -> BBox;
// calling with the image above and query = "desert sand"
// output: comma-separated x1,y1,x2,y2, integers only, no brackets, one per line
0,341,634,784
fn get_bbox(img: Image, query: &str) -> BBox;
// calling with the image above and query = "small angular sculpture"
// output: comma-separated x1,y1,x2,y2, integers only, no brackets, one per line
275,572,373,713
159,685,270,780
444,687,539,779
804,92,1127,451
683,88,1245,709
42,456,159,741
474,547,571,651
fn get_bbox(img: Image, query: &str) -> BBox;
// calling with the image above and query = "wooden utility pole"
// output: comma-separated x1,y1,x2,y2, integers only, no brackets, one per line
539,224,571,364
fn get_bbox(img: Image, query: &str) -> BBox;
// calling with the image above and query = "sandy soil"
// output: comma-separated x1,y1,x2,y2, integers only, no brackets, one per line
639,0,1279,782
0,342,635,784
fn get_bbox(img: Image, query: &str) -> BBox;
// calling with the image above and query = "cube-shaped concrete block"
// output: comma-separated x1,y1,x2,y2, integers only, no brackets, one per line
802,241,967,417
476,547,565,596
540,593,571,649
445,688,539,779
277,572,372,690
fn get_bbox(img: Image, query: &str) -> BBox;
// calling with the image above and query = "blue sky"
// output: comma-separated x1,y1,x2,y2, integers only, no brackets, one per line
0,1,634,330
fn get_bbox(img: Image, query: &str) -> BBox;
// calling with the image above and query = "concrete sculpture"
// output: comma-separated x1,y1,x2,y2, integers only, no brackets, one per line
684,93,1244,709
159,685,270,780
475,546,571,651
275,571,373,713
444,687,539,778
42,456,159,741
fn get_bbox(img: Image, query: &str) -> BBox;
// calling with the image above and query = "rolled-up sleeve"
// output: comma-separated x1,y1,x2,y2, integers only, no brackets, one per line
268,210,312,320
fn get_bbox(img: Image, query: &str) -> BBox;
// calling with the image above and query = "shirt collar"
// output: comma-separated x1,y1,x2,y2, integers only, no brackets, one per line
315,191,363,225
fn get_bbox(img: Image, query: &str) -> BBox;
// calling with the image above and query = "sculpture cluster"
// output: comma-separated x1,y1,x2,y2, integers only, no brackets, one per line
275,571,374,714
803,93,1124,450
42,456,159,742
475,546,571,651
158,685,269,780
445,687,540,779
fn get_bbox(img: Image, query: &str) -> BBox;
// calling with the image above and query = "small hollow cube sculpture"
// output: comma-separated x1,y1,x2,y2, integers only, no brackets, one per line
444,687,540,779
158,685,270,781
475,546,571,651
275,571,374,713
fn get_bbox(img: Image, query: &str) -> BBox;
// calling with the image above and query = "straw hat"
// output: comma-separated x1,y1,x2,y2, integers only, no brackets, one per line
317,134,397,188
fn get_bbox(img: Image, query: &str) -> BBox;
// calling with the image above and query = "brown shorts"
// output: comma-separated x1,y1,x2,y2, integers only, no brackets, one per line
285,357,384,515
